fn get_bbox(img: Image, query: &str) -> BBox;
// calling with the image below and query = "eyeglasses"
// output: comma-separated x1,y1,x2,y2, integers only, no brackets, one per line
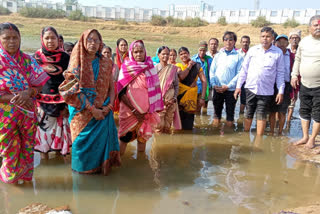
87,37,101,44
224,38,234,41
290,37,300,40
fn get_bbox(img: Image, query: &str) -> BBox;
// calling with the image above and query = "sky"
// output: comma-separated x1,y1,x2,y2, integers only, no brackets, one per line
52,0,317,10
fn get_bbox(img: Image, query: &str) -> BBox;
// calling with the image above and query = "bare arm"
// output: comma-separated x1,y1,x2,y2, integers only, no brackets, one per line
178,61,196,81
119,90,145,122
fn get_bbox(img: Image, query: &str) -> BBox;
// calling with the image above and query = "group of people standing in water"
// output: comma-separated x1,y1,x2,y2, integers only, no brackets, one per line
1,15,319,184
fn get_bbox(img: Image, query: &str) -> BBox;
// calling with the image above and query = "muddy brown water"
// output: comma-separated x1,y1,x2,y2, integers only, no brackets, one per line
2,100,320,214
1,40,318,213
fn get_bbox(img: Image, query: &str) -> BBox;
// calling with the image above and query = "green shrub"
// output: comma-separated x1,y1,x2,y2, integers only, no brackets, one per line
0,6,11,15
251,16,271,27
166,16,174,24
67,10,88,21
171,17,208,27
116,18,128,25
19,7,65,18
150,15,167,26
217,16,227,26
283,18,300,28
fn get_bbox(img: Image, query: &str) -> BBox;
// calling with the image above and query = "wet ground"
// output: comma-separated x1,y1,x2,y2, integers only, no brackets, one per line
2,100,320,214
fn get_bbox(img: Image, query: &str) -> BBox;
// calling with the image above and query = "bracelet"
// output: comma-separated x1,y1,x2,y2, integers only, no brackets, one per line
107,104,114,111
200,96,205,100
131,108,137,113
31,88,38,97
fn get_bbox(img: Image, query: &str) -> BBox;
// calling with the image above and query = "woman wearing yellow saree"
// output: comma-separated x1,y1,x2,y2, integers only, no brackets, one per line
176,47,207,130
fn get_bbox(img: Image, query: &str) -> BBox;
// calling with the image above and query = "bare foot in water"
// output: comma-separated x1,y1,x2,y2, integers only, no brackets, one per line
305,138,316,149
294,137,309,146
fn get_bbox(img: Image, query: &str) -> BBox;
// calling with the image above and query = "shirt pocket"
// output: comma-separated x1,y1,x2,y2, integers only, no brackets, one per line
263,55,276,69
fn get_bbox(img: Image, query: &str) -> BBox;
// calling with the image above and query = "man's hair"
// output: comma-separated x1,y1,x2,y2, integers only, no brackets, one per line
222,31,237,42
241,35,250,42
309,15,320,26
208,37,219,44
261,27,275,36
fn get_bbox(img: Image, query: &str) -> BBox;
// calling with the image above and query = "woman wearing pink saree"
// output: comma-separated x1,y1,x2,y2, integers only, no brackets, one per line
155,46,181,133
117,40,164,155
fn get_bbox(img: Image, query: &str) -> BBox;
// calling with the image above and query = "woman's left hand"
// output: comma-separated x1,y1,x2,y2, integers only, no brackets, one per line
102,106,111,116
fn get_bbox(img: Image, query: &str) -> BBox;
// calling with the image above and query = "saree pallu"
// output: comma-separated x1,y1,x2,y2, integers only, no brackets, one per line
157,64,181,131
0,47,49,183
0,103,37,183
176,62,201,130
118,73,160,143
178,83,198,113
69,98,120,174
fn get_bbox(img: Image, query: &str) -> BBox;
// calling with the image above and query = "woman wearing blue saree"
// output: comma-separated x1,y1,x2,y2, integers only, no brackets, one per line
59,29,121,175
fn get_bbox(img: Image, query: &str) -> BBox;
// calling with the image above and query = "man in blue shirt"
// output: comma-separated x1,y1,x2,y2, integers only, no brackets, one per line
192,41,213,113
210,31,244,127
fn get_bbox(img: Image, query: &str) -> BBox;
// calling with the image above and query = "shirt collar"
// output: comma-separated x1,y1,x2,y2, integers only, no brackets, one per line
222,48,237,54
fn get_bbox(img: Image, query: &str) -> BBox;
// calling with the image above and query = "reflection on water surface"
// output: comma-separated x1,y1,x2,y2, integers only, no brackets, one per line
0,45,317,213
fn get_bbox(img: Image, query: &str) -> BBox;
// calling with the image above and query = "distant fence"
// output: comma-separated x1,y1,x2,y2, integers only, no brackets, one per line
1,0,319,24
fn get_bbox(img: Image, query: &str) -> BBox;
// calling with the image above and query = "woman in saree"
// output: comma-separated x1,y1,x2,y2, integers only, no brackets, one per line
155,46,181,133
118,40,164,155
34,26,72,159
0,23,49,183
112,38,128,114
59,29,121,175
169,48,178,65
176,47,207,130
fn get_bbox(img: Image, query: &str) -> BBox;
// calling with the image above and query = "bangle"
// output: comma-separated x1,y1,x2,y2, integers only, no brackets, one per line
131,108,137,113
200,96,205,100
31,88,38,97
107,104,114,111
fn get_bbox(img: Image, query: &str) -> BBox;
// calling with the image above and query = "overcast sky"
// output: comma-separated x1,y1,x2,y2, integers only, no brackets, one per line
53,0,317,10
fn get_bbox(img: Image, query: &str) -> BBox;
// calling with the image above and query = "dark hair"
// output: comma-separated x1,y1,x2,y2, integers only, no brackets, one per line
261,27,275,36
0,22,20,36
103,44,112,53
116,38,128,47
64,42,74,48
223,31,237,42
241,35,250,41
157,46,170,54
59,34,64,41
309,15,320,26
42,26,59,38
170,48,177,55
178,47,189,54
273,32,278,40
208,37,219,44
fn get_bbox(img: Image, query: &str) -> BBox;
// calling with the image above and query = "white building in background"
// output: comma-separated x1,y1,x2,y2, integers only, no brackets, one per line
1,0,320,24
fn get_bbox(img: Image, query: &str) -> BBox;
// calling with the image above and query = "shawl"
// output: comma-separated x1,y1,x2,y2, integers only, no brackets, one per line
34,28,70,108
0,41,49,95
34,31,70,76
117,40,163,113
59,29,111,111
115,47,128,69
59,29,112,141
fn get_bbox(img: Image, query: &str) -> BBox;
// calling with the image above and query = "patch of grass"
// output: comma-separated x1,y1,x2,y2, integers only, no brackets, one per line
171,17,208,27
150,15,167,26
19,7,65,18
67,10,89,21
0,6,11,15
251,16,271,28
116,18,128,25
217,16,227,26
283,18,300,28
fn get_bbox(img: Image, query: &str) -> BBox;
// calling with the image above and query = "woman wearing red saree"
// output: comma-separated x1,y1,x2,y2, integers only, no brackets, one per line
117,40,164,155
